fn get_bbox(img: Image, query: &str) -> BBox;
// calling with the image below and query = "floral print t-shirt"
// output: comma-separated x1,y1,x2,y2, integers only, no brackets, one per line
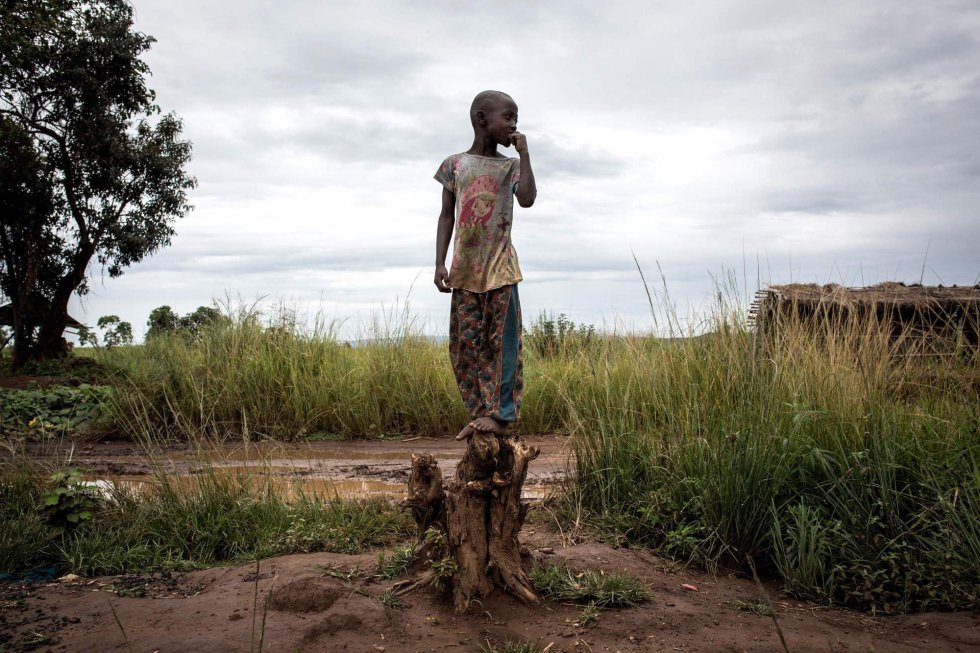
434,153,522,293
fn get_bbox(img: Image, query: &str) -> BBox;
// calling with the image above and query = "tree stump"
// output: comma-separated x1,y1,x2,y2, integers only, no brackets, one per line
403,431,541,612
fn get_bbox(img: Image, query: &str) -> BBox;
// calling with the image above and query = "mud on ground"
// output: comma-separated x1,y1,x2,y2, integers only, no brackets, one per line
2,527,979,653
5,435,570,499
2,437,979,651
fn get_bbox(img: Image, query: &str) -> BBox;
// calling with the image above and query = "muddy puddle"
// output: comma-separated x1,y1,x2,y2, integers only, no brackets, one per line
61,435,569,501
86,475,554,500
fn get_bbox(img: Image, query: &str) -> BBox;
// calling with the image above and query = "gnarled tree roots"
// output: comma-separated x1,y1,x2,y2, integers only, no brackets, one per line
401,431,541,612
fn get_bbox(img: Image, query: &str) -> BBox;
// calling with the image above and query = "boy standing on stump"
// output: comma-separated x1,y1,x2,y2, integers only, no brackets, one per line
434,90,537,441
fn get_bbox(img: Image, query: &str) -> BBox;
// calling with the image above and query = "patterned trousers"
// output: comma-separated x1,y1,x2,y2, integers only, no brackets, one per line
449,284,523,422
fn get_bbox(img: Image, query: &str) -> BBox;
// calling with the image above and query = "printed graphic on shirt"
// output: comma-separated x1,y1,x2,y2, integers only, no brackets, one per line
434,154,522,293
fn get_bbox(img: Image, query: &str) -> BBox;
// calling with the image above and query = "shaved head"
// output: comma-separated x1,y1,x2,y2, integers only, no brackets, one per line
470,90,514,126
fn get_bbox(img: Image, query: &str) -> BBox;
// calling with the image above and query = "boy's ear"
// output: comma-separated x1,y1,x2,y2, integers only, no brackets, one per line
475,109,487,125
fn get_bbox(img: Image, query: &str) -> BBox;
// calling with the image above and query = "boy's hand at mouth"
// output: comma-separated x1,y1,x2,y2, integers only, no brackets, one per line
509,131,527,155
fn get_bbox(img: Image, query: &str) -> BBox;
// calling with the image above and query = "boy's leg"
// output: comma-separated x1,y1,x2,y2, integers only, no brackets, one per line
480,284,523,428
449,288,489,427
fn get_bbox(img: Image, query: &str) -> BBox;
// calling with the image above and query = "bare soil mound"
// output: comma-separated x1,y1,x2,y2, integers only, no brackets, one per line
268,576,347,613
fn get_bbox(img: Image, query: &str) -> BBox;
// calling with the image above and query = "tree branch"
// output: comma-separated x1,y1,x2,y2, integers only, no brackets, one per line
54,134,89,246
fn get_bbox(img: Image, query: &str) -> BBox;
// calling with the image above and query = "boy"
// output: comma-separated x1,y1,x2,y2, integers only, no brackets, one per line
433,90,537,441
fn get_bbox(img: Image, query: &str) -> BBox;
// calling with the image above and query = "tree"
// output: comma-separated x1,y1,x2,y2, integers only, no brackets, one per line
178,305,225,338
145,305,227,340
0,115,59,367
145,305,179,340
0,0,195,369
77,314,132,348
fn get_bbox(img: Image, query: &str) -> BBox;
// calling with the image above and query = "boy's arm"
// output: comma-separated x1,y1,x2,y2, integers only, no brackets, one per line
434,186,455,292
512,132,536,208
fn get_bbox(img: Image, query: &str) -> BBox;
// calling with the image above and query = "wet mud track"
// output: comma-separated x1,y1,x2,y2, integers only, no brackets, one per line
13,434,572,499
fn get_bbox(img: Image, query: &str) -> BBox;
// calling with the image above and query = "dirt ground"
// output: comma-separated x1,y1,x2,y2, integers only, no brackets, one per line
3,533,979,653
2,436,979,652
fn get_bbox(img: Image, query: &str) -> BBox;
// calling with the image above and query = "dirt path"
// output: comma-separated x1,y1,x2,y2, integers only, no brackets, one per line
10,435,573,499
3,534,978,652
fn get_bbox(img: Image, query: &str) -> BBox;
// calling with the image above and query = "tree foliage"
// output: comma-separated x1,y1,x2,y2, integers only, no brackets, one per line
0,0,195,368
146,304,228,340
77,314,132,348
145,305,179,340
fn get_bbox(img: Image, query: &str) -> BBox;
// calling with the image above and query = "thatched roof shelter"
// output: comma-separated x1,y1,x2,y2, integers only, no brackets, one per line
750,282,980,354
0,304,85,329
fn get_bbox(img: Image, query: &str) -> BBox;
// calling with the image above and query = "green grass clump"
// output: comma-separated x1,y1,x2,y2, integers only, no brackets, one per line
531,560,650,607
0,463,412,576
377,586,403,608
0,466,57,571
478,639,545,653
733,598,775,616
375,543,417,579
576,601,600,627
564,295,980,613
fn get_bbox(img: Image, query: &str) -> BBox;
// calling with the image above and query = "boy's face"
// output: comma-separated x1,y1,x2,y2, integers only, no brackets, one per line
484,98,519,147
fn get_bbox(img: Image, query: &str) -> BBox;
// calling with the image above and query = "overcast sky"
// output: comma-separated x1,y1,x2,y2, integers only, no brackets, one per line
69,0,980,339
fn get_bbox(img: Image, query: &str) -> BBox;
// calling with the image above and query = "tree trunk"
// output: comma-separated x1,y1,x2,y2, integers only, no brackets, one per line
11,316,34,370
404,431,540,613
31,245,92,364
34,302,70,362
10,291,43,370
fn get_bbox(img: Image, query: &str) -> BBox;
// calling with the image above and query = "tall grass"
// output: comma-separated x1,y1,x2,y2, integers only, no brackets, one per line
101,306,468,441
91,290,979,612
563,290,979,613
0,461,412,576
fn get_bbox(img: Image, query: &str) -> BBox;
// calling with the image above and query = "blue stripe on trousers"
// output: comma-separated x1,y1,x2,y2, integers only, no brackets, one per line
497,284,520,422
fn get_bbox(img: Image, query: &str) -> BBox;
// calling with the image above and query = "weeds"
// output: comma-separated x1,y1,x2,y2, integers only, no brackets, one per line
0,462,412,577
524,312,596,359
733,598,775,616
0,465,56,571
378,587,403,608
100,305,467,441
576,601,600,627
531,560,649,607
478,638,546,653
40,468,102,533
430,555,458,590
317,565,362,583
11,630,54,650
0,384,111,438
375,543,417,580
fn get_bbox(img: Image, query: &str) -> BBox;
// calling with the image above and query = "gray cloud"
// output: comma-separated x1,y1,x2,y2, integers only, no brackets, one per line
66,0,980,337
530,136,626,180
135,245,428,276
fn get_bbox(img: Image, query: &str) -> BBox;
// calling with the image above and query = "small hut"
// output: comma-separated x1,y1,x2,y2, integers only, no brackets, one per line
0,304,85,330
749,282,980,356
0,303,86,351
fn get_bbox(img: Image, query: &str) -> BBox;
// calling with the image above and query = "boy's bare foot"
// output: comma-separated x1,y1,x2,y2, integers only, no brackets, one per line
470,416,508,435
455,423,475,441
